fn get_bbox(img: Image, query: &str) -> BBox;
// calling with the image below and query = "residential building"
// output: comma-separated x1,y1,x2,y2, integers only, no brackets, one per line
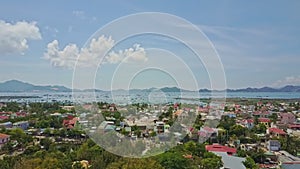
0,133,10,148
63,117,79,129
266,140,281,151
214,152,246,169
206,144,237,155
279,113,296,124
241,119,255,129
267,127,286,137
258,118,271,127
13,121,29,130
0,121,13,128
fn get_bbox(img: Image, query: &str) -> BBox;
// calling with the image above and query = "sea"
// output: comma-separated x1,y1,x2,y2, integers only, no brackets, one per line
0,91,300,104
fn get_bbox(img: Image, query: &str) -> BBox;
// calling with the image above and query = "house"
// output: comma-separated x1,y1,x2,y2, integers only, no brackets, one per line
288,124,300,131
206,144,237,155
108,104,117,112
281,161,300,169
198,126,218,142
11,111,27,118
240,143,257,151
173,103,180,110
0,115,9,121
224,112,236,118
266,140,281,151
213,152,246,169
63,117,79,129
241,119,255,129
0,121,13,129
173,110,188,120
258,118,271,127
154,121,165,134
13,121,29,130
267,127,286,137
253,111,270,118
61,106,74,111
0,133,10,148
279,113,296,124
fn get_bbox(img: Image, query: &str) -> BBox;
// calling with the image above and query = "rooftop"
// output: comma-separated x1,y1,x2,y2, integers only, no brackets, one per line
206,144,237,154
0,133,10,139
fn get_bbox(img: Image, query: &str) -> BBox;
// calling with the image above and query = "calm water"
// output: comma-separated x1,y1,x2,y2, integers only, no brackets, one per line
0,91,300,104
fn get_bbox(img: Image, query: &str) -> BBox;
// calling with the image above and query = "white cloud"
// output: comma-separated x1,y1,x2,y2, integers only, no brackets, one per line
44,35,148,68
44,35,114,68
0,20,41,55
272,76,300,87
105,44,148,64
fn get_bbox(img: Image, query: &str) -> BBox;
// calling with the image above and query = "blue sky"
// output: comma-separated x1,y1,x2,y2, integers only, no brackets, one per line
0,1,300,90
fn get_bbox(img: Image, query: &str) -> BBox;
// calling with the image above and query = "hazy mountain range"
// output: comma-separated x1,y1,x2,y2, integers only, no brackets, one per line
1,80,300,93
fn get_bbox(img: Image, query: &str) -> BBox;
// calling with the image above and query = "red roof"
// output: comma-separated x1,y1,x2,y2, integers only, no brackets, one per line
0,116,9,120
259,164,277,168
198,131,207,137
242,119,254,123
0,133,10,139
202,127,215,133
268,127,286,135
63,117,78,129
258,118,271,123
205,144,237,154
288,124,300,128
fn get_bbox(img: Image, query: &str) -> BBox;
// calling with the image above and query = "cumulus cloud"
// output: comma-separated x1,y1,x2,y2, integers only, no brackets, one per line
44,35,114,68
44,35,148,68
272,76,300,87
0,20,41,55
105,44,148,64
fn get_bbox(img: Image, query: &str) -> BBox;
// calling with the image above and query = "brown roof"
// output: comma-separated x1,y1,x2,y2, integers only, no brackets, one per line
0,133,10,139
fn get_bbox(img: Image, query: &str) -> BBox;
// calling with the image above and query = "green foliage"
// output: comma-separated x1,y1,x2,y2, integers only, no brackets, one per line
199,157,222,169
237,149,247,157
243,157,259,169
1,102,21,112
156,151,191,169
218,116,236,130
107,158,164,169
40,138,52,151
229,124,247,137
8,128,32,146
251,123,266,134
247,149,266,163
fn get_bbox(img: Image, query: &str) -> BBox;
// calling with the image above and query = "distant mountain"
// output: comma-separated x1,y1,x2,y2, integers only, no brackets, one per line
224,86,300,92
1,80,300,93
0,80,71,92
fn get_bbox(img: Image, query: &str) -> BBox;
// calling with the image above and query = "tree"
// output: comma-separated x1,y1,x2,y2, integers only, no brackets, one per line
252,123,266,134
107,158,164,169
2,102,21,112
9,128,32,146
229,125,246,137
184,141,206,157
243,157,259,169
40,138,52,151
156,151,191,169
269,113,278,123
247,149,266,163
237,149,247,157
199,155,223,169
218,116,236,130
